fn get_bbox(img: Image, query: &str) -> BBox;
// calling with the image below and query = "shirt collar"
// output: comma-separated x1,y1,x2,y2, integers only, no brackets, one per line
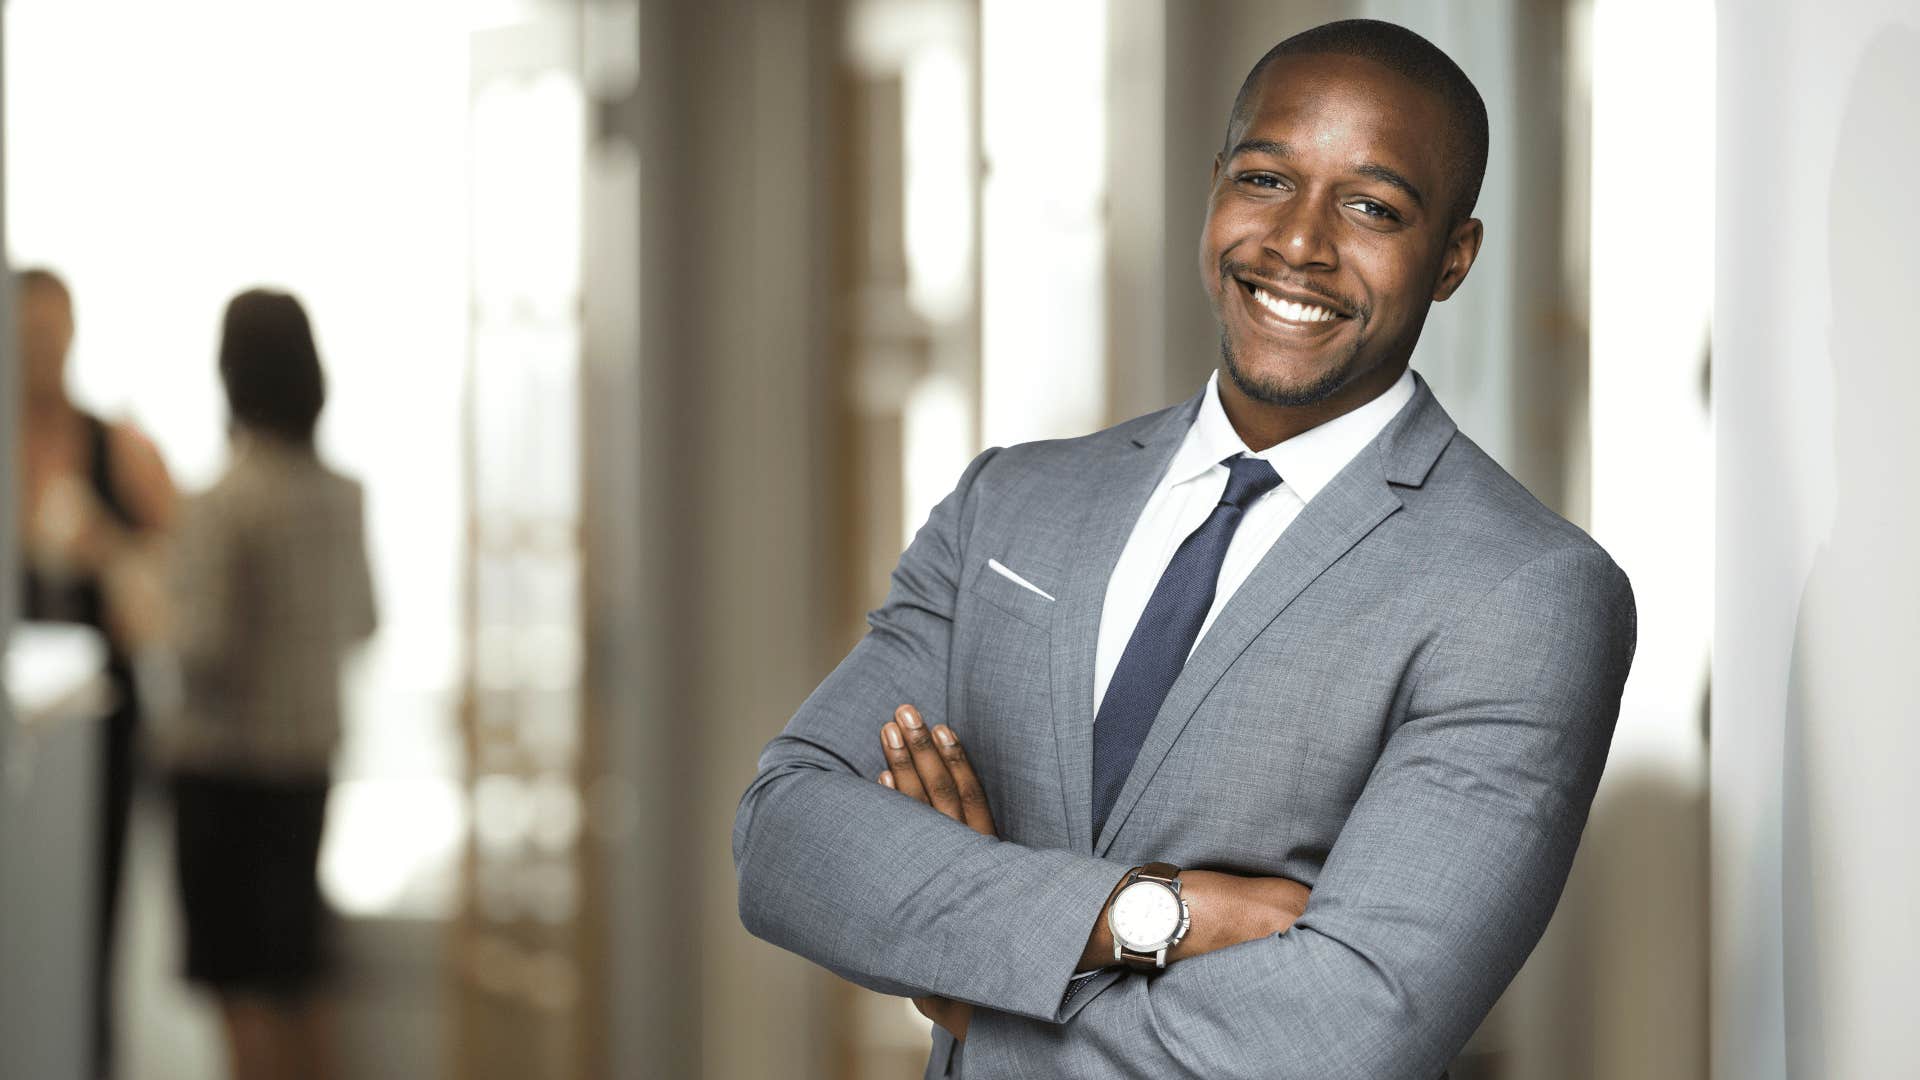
1163,368,1418,504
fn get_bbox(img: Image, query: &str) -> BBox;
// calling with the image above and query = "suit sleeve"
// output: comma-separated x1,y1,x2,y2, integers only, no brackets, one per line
962,545,1638,1079
733,448,1133,1021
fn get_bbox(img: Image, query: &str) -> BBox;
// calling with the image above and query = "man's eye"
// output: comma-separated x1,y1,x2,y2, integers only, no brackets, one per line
1239,173,1284,190
1348,199,1397,220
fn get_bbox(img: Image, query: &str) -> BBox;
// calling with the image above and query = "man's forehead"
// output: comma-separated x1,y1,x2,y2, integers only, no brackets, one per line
1242,53,1447,127
1231,54,1451,168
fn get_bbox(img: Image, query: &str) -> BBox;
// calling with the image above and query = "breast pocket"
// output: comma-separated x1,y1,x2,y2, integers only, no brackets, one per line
965,560,1057,630
953,559,1059,846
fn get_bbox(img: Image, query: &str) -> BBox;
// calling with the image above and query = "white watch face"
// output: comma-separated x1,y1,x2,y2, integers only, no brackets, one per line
1110,880,1181,951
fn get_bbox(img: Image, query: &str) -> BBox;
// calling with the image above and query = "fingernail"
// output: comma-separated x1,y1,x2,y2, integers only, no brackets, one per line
900,708,923,730
884,724,903,749
880,771,895,789
934,726,955,747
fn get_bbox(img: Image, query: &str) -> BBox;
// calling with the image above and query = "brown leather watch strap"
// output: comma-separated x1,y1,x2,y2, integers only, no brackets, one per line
1135,861,1180,885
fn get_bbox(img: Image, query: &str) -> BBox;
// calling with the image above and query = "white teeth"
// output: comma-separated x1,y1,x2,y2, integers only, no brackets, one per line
1252,287,1337,323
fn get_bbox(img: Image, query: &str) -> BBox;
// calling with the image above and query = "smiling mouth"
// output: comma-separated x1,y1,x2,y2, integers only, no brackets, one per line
1240,281,1351,327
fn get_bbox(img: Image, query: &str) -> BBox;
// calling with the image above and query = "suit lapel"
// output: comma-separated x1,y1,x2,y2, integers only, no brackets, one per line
1091,377,1458,856
1049,395,1200,854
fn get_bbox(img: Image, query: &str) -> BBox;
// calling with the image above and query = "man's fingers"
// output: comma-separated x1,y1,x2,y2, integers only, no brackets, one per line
933,725,995,836
896,705,964,821
882,722,929,804
881,706,989,836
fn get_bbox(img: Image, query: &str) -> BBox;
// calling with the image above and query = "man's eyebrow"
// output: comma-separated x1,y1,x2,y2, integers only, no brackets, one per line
1227,138,1428,211
1353,162,1426,210
1227,138,1293,161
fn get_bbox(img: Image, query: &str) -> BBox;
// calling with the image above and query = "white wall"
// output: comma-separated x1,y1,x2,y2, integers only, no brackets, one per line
1715,4,1920,1078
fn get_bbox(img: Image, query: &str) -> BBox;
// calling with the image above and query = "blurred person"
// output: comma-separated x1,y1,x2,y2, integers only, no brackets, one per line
16,266,177,1080
157,289,376,1080
736,20,1636,1079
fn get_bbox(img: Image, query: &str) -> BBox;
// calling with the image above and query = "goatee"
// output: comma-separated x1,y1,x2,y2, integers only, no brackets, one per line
1218,333,1356,408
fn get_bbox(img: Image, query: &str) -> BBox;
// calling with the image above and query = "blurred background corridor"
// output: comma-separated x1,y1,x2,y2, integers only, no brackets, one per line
0,1,1912,1078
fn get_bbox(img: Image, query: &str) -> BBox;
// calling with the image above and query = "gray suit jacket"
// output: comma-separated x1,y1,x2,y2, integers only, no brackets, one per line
734,376,1636,1079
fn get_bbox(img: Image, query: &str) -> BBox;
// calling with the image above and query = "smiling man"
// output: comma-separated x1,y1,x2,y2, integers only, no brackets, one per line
735,20,1635,1080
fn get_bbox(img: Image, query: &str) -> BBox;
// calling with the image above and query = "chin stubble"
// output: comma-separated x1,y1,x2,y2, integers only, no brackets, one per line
1218,331,1359,408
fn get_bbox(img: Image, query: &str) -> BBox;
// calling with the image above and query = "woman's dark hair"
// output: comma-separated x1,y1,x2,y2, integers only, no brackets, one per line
219,288,325,445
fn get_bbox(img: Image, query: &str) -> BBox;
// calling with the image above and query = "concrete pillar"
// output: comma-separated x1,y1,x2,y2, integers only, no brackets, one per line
590,2,845,1077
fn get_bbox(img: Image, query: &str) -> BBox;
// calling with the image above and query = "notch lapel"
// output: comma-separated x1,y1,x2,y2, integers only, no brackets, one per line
1091,379,1457,856
1048,396,1199,854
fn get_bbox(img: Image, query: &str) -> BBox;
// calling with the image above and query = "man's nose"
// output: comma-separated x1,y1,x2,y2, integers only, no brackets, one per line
1263,198,1338,271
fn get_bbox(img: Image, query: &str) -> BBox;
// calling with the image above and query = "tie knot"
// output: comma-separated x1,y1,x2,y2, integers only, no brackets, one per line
1219,454,1282,510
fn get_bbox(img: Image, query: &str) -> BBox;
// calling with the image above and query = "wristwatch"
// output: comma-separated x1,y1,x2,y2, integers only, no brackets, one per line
1107,862,1190,972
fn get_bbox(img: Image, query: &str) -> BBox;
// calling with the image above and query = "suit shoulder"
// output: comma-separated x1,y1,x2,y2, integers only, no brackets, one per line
1403,431,1628,594
189,465,255,525
319,466,366,507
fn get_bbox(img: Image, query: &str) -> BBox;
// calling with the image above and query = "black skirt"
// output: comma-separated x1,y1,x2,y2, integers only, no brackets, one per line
171,771,333,995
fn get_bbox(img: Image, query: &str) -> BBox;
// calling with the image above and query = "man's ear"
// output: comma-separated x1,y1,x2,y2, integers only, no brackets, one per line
1210,153,1223,189
1432,217,1484,302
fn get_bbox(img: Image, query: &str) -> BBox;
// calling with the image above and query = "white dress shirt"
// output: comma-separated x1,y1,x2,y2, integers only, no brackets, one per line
1092,368,1416,715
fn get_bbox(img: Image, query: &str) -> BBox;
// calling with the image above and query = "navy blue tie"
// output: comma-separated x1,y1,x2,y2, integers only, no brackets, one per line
1091,454,1282,839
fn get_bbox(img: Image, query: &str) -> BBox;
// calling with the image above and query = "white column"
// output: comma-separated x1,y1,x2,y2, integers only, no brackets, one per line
1561,4,1718,1078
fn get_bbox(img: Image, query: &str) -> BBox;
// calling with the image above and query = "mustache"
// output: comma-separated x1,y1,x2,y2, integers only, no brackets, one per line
1219,258,1364,319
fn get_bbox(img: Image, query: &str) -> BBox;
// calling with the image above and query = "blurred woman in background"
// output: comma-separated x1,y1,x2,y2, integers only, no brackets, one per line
16,267,177,1080
160,289,376,1080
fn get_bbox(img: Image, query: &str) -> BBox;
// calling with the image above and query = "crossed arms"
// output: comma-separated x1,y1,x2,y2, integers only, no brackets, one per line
733,449,1638,1078
874,703,1312,1040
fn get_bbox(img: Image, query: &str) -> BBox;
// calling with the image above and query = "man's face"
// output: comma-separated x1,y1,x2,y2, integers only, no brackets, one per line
18,284,74,398
1200,52,1481,408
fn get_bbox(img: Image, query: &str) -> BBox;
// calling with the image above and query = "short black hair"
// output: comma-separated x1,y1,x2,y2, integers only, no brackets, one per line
219,288,326,446
1222,19,1489,222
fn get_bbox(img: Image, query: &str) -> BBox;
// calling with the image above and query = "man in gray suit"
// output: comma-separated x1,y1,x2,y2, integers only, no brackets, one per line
734,19,1635,1079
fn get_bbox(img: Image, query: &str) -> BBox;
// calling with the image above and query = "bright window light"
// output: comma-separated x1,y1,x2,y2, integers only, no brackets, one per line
5,0,487,918
980,0,1109,449
1589,0,1715,780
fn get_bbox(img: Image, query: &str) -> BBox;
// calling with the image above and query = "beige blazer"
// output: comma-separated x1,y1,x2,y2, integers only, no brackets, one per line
159,436,376,778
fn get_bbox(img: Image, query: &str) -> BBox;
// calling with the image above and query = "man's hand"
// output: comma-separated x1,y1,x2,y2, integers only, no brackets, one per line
877,704,993,1041
1162,871,1310,960
879,704,995,836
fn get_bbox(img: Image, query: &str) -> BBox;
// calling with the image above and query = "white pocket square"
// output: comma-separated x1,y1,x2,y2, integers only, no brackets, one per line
987,558,1056,602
